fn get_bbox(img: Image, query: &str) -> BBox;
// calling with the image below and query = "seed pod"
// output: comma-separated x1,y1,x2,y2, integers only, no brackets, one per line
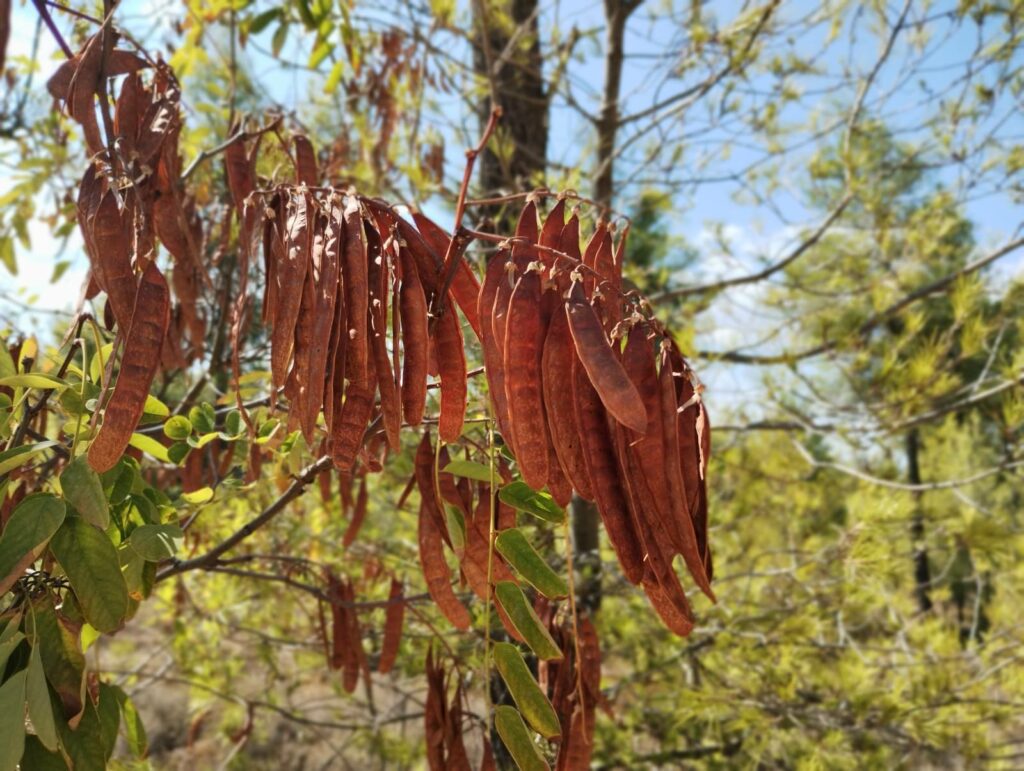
539,198,566,250
366,221,402,449
659,344,713,591
478,250,515,443
566,281,646,434
559,212,582,263
435,297,467,444
541,304,593,500
342,476,369,548
503,271,549,490
377,577,404,674
270,191,311,393
640,565,694,637
331,367,376,473
399,247,429,426
342,196,370,387
88,263,170,473
293,134,319,186
418,499,471,630
572,356,643,584
627,330,713,600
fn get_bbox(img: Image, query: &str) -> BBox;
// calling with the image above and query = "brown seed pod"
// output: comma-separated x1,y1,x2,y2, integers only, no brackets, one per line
541,303,593,500
572,356,644,584
398,246,430,426
539,198,566,250
418,499,471,631
478,249,515,444
365,221,402,449
270,191,311,393
342,196,370,387
627,330,713,600
378,577,405,674
411,212,482,341
331,373,376,473
88,262,170,473
293,134,319,186
435,296,467,444
342,476,369,548
659,344,713,591
566,281,646,434
503,271,550,490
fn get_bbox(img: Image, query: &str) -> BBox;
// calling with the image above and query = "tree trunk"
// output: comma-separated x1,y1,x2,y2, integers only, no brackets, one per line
907,428,933,613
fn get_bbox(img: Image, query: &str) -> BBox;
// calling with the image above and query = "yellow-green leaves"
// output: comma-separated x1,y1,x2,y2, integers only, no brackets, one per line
0,669,28,771
26,644,58,752
494,705,550,771
493,581,562,661
442,459,494,482
499,482,564,523
0,494,66,595
492,643,560,739
60,455,109,529
494,529,568,600
0,442,55,477
127,524,184,562
49,517,128,634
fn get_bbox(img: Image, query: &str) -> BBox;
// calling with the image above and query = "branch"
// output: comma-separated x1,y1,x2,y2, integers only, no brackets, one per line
701,235,1024,364
653,193,852,303
156,453,333,581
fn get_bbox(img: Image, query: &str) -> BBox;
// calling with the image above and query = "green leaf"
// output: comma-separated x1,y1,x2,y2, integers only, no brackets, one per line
188,403,216,434
142,394,170,418
0,669,28,771
492,642,561,739
271,22,290,57
444,505,466,556
128,524,183,562
0,493,66,595
57,696,106,771
0,632,25,676
442,459,493,483
163,415,192,441
167,441,190,465
181,486,214,505
224,409,242,437
96,684,120,761
25,596,85,721
495,529,568,600
0,373,65,391
127,433,170,462
0,235,15,276
493,581,562,661
19,736,66,771
26,644,58,751
248,7,281,34
0,442,56,477
60,455,109,529
89,343,114,386
493,704,550,771
49,517,129,634
499,483,564,523
50,260,71,283
108,684,147,758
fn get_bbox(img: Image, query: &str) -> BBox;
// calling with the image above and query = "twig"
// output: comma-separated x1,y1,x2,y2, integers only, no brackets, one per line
429,105,502,320
30,0,73,58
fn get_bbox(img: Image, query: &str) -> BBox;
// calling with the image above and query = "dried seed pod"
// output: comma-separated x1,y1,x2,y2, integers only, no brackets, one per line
411,212,482,340
566,281,646,434
366,221,402,449
331,373,376,473
270,191,311,393
342,476,369,548
478,250,515,443
541,303,593,500
572,356,644,584
342,196,370,387
377,577,405,674
88,263,170,473
293,134,319,186
398,247,430,425
435,297,467,444
418,499,471,630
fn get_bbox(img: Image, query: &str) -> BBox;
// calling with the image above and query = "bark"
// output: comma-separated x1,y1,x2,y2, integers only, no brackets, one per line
907,428,933,613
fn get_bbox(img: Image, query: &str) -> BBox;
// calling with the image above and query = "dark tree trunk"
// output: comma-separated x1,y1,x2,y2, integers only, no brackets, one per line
907,428,933,613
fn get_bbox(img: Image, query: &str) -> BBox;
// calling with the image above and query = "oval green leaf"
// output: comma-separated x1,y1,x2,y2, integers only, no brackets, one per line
498,482,564,524
493,581,562,661
127,524,183,562
0,373,66,390
127,433,170,463
0,494,67,596
492,642,561,739
493,704,550,771
442,459,494,483
27,644,58,752
163,415,192,441
494,530,568,600
60,455,109,529
0,669,28,771
0,442,56,477
48,517,128,634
